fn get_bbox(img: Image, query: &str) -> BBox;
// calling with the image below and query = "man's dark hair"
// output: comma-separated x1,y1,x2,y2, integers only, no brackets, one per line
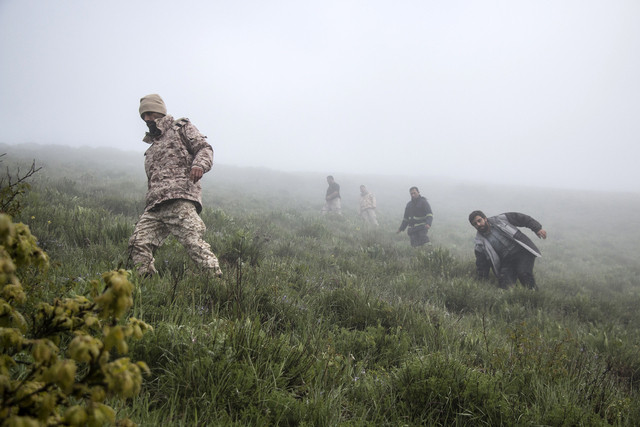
468,210,486,224
327,175,334,180
409,186,419,193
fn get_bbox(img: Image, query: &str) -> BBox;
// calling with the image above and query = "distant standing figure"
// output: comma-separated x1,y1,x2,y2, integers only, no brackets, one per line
322,175,342,215
359,185,378,226
397,187,433,246
469,210,547,289
128,94,222,278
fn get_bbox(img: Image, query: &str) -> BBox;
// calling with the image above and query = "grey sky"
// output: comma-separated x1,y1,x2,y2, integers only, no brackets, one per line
1,0,639,192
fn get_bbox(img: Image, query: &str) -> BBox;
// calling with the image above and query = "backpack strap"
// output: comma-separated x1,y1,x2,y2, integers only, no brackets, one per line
172,117,195,154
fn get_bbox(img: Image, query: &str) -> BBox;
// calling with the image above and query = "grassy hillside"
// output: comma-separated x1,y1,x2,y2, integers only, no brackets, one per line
4,143,640,425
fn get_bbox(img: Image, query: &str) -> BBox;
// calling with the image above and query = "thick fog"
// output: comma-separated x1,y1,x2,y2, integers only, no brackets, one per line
1,0,639,192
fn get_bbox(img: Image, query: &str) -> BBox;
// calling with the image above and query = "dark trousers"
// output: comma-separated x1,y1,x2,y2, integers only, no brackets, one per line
498,249,537,289
408,225,429,247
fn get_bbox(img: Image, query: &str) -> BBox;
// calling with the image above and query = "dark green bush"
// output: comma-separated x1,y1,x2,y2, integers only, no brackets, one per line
392,353,514,424
333,325,410,370
316,285,396,330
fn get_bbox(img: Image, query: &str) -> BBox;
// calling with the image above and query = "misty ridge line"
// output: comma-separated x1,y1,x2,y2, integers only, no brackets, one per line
4,142,640,198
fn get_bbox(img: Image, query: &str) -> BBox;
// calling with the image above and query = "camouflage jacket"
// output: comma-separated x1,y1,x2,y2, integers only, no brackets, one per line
359,192,376,212
143,114,213,213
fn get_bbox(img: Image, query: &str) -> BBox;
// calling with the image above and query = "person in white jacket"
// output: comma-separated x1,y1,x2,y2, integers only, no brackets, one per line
359,185,379,227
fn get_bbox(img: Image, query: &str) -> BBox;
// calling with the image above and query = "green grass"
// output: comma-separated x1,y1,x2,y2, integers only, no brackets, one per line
6,144,640,425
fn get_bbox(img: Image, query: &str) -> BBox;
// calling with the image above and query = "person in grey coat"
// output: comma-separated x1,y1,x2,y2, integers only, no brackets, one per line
469,210,547,289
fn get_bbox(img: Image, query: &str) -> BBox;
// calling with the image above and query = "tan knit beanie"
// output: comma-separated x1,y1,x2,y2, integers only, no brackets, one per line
139,94,167,118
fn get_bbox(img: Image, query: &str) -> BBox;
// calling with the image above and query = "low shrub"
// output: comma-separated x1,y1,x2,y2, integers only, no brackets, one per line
333,325,410,369
0,214,152,426
391,352,515,424
316,285,396,330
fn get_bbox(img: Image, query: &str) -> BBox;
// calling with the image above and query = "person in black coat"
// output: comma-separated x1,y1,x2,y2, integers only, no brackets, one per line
397,187,433,247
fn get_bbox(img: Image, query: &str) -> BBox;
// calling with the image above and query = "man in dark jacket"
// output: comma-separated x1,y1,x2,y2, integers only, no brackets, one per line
397,187,433,247
321,175,342,215
469,210,547,289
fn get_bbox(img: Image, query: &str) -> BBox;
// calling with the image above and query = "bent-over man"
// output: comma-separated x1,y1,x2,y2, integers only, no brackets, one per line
469,210,547,289
128,94,222,278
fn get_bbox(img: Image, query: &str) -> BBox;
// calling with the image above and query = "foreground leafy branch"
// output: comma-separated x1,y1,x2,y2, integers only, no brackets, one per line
0,214,152,426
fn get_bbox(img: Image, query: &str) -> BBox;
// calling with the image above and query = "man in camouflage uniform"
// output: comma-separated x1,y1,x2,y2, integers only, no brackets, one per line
128,94,222,278
359,185,378,226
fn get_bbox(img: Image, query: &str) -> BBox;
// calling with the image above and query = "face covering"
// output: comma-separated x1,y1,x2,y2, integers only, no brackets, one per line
146,120,161,138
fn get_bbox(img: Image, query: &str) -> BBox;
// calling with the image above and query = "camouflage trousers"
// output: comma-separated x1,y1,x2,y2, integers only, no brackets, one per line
361,208,379,226
128,199,220,276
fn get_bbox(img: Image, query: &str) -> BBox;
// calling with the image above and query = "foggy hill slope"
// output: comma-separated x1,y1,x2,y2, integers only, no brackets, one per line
4,142,639,218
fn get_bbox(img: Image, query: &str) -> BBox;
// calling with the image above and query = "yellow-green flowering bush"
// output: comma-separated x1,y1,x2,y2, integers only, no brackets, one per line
0,214,152,426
